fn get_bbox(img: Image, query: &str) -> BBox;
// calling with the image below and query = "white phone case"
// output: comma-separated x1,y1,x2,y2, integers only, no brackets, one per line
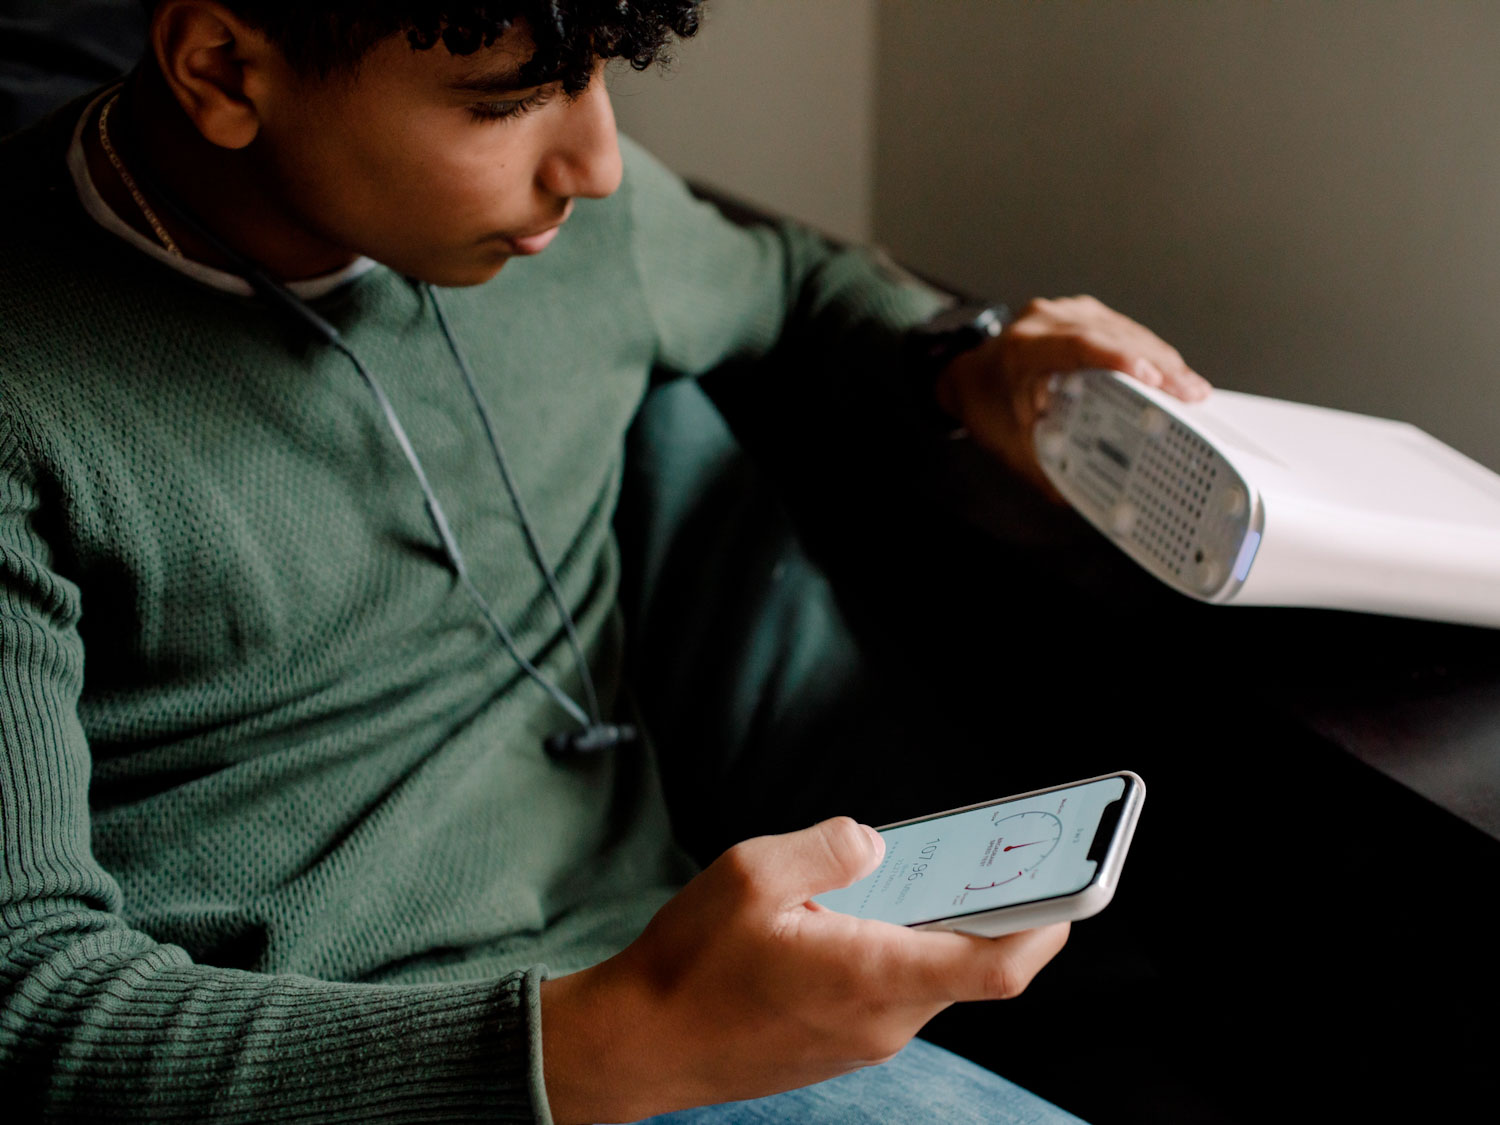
898,771,1145,938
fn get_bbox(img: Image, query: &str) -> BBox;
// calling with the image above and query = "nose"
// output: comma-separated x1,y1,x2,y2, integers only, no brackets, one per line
537,70,623,201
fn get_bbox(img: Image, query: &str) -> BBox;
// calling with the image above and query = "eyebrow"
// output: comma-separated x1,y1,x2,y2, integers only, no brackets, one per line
448,65,536,96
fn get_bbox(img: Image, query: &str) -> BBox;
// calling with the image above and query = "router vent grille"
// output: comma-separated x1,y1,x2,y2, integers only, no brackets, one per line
1126,420,1219,577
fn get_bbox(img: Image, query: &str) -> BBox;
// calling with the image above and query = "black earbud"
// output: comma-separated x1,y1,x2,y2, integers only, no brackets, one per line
545,723,640,758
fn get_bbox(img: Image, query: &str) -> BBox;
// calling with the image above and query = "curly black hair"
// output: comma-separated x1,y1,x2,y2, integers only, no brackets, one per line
137,2,704,90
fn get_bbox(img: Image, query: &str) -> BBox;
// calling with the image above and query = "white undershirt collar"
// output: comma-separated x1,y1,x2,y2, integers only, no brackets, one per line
67,87,378,300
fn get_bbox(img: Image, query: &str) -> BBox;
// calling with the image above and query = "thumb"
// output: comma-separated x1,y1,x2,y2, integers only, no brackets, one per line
766,816,885,906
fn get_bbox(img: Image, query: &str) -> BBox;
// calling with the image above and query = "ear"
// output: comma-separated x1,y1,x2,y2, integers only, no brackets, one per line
149,0,286,150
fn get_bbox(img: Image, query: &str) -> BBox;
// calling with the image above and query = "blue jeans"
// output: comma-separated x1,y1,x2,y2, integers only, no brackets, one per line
635,1038,1087,1124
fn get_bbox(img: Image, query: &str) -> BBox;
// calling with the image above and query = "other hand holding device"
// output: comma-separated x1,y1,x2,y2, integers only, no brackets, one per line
933,294,1209,497
814,771,1144,937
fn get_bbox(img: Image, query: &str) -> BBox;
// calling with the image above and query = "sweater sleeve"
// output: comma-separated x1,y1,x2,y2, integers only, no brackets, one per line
0,417,553,1124
620,136,952,393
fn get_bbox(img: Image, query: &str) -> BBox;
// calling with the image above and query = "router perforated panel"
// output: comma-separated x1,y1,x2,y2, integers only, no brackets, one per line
1037,372,1259,600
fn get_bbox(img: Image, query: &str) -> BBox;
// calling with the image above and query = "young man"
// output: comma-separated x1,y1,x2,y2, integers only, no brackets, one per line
0,2,1206,1120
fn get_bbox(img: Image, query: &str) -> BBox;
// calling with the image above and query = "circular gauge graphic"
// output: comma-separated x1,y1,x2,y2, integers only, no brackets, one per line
964,810,1064,892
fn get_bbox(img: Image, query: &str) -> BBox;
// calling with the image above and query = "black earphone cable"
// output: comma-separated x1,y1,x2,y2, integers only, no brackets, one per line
333,331,595,731
114,92,629,752
427,286,605,727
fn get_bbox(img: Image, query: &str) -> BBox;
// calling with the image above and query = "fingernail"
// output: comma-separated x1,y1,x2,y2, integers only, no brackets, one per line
861,824,886,858
1135,359,1164,386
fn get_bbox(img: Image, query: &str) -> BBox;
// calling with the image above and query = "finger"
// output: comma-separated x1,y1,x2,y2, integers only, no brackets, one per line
890,922,1072,1005
955,383,1064,503
1100,320,1211,400
1013,297,1196,370
1156,362,1213,403
750,817,886,906
1006,330,1155,387
1032,377,1052,417
1012,328,1213,405
1132,357,1169,390
1004,372,1053,434
1110,348,1211,403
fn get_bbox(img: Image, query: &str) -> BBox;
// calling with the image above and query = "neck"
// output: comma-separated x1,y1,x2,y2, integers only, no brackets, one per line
85,69,361,282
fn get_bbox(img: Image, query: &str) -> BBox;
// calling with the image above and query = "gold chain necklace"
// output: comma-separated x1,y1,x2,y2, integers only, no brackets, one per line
98,93,183,257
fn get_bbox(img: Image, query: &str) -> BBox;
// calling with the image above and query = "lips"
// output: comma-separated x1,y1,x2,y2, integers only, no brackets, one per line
496,201,573,256
502,225,562,255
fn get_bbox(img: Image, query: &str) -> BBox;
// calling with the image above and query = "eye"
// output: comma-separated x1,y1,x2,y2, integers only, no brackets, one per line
468,86,557,123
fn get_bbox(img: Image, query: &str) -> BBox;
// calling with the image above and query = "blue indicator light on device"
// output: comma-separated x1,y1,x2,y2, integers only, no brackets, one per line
1233,530,1262,582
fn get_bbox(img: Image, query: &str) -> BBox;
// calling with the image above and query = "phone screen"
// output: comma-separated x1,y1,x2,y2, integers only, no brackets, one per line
813,775,1129,926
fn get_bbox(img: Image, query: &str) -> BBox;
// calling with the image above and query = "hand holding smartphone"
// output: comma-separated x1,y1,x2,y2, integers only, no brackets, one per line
813,772,1143,937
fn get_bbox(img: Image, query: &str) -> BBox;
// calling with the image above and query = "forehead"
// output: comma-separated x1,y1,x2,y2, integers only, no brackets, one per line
345,21,541,95
445,22,549,93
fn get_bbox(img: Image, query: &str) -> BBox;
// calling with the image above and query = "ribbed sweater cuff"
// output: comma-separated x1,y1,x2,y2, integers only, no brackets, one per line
524,964,555,1125
2,932,555,1123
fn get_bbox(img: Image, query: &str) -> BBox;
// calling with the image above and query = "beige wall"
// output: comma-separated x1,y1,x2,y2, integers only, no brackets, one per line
614,2,1500,471
609,0,877,244
875,1,1500,471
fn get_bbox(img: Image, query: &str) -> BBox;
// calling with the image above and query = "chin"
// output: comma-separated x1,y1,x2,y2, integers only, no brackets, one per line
399,253,510,289
440,261,510,288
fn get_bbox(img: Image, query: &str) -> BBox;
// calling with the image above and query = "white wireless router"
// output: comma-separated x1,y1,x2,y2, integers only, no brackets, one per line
1033,370,1500,628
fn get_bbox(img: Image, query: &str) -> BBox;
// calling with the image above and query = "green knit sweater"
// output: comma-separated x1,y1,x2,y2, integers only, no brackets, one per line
0,94,945,1122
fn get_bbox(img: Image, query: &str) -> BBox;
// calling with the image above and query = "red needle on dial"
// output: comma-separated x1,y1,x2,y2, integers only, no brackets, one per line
965,871,1024,891
1003,841,1047,852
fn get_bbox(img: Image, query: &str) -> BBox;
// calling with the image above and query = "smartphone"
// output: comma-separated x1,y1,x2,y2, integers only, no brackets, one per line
813,771,1144,937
